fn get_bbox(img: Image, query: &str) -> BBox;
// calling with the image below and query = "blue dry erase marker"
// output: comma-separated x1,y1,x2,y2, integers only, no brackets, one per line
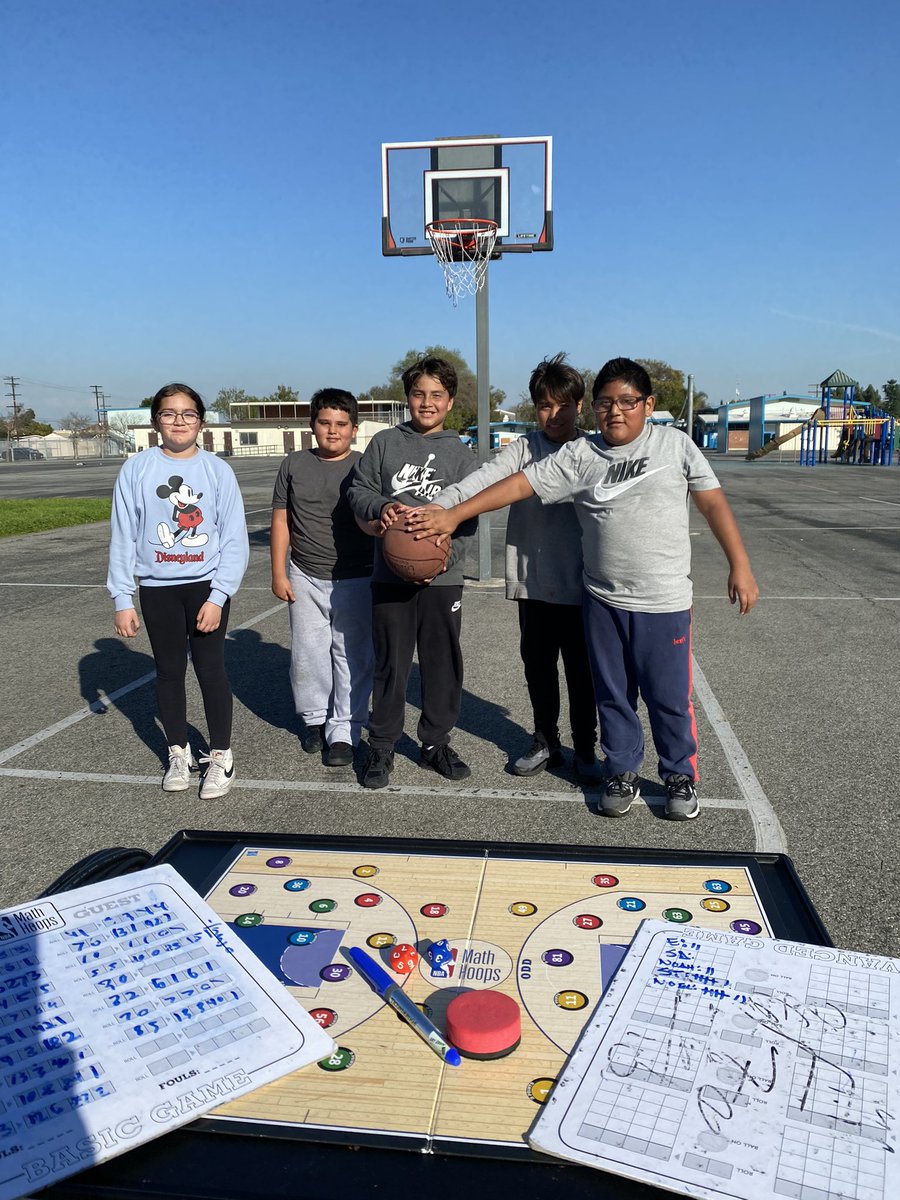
348,946,462,1067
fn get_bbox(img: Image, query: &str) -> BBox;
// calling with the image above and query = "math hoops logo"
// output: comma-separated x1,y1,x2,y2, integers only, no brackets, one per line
421,939,512,988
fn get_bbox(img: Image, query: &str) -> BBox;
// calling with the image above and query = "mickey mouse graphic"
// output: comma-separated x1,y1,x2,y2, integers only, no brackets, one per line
156,475,209,549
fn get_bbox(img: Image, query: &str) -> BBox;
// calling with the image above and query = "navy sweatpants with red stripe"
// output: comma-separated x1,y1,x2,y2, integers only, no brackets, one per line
582,594,698,781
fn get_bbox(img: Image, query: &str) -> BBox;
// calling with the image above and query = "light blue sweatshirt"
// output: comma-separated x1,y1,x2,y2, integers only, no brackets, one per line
107,447,249,612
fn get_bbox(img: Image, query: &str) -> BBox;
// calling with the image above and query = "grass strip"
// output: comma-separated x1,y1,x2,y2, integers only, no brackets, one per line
0,498,112,538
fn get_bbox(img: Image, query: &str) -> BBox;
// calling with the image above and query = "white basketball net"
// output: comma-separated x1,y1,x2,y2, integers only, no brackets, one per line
425,219,498,306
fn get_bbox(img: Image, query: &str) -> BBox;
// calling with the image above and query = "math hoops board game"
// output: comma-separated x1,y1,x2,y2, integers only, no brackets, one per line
149,832,830,1161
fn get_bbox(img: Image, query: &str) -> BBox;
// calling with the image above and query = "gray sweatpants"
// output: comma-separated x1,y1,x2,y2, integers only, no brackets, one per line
287,562,373,747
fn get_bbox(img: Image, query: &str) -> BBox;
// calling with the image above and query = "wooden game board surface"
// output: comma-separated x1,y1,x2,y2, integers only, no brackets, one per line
200,844,783,1151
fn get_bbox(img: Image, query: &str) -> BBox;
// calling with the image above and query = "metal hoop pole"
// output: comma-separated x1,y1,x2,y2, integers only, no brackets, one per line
476,264,492,582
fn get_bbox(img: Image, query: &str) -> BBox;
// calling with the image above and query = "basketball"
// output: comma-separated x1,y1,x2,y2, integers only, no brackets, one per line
382,526,450,583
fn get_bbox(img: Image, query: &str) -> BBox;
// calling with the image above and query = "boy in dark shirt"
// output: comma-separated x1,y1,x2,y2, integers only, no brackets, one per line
271,389,374,766
347,357,476,789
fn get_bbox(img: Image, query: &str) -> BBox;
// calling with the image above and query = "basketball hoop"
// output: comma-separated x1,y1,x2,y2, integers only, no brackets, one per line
425,218,498,305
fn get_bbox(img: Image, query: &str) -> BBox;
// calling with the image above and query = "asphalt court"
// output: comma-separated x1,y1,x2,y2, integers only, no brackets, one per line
0,454,897,956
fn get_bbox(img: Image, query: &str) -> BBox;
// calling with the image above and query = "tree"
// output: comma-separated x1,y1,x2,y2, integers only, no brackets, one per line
0,407,52,437
635,359,689,416
107,413,137,448
881,379,900,417
213,387,252,417
263,384,299,406
140,397,153,407
359,347,503,432
854,383,880,410
60,412,94,456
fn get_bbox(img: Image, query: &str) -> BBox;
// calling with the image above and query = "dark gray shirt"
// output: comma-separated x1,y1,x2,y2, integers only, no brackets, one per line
272,449,373,580
346,423,477,586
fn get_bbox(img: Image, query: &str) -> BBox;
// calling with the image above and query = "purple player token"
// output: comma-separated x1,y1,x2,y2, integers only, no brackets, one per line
542,949,574,967
320,963,351,983
229,883,257,898
266,856,292,869
730,919,762,936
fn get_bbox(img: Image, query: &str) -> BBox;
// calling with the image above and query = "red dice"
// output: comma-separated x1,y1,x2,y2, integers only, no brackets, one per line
388,943,418,974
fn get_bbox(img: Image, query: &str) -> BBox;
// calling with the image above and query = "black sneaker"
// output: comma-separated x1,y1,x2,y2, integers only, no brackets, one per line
599,771,640,817
512,736,563,777
324,741,354,767
362,747,394,789
420,744,471,781
300,724,325,754
665,774,700,820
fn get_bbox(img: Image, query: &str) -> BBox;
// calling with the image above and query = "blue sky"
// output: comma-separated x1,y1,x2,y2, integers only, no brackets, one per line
3,0,898,423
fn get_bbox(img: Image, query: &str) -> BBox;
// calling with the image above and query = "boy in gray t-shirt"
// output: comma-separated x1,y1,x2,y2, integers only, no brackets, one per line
271,389,375,767
434,354,600,783
405,358,759,822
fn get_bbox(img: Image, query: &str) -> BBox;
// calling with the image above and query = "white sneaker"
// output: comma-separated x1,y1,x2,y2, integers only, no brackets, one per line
162,744,197,792
199,748,235,799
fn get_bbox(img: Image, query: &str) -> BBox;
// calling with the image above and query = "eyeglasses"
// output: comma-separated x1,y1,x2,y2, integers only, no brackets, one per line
157,411,201,425
592,395,646,413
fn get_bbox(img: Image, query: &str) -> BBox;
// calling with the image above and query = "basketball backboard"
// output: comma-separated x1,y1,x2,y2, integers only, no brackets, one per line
381,135,553,256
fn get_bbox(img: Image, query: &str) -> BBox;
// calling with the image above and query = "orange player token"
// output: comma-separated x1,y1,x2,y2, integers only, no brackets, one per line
445,990,521,1060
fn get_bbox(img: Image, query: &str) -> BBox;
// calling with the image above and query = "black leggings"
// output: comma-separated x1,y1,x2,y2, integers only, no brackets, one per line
139,582,232,749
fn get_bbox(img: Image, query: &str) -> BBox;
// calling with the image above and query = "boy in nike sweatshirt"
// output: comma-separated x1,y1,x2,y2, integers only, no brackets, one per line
347,356,477,789
405,358,759,822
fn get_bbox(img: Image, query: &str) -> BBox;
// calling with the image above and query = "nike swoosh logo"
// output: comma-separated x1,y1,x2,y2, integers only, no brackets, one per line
594,465,669,501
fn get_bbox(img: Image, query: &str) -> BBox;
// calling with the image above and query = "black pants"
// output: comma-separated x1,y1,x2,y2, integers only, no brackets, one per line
368,582,463,751
139,582,232,749
517,598,597,754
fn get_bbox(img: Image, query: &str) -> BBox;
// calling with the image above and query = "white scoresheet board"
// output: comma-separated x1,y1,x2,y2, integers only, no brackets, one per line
530,920,899,1200
0,865,335,1200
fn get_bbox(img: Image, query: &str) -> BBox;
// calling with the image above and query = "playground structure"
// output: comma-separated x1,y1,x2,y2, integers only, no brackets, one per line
711,371,895,467
798,370,895,467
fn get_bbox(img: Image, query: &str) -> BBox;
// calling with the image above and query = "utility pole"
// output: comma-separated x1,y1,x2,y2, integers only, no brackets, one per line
686,374,694,442
92,384,105,459
4,376,21,462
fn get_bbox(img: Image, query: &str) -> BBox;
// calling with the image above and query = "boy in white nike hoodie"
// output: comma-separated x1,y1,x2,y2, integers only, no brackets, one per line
405,358,759,822
347,356,476,790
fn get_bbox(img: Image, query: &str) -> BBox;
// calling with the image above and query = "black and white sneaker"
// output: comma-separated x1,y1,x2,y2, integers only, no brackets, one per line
420,744,471,781
199,749,235,799
512,736,563,777
665,775,700,820
599,772,640,817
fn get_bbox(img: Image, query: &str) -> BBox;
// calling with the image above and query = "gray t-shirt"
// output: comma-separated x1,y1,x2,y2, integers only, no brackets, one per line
525,424,719,612
436,430,585,605
272,449,373,580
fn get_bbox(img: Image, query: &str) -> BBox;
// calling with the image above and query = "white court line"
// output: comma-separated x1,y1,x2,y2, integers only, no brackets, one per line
0,603,284,766
0,603,783,849
691,657,786,855
0,767,745,810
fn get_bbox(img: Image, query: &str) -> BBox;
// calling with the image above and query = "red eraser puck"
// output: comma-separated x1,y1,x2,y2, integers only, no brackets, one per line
445,990,521,1059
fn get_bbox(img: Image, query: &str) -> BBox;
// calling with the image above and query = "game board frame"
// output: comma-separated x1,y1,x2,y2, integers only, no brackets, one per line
40,830,831,1200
